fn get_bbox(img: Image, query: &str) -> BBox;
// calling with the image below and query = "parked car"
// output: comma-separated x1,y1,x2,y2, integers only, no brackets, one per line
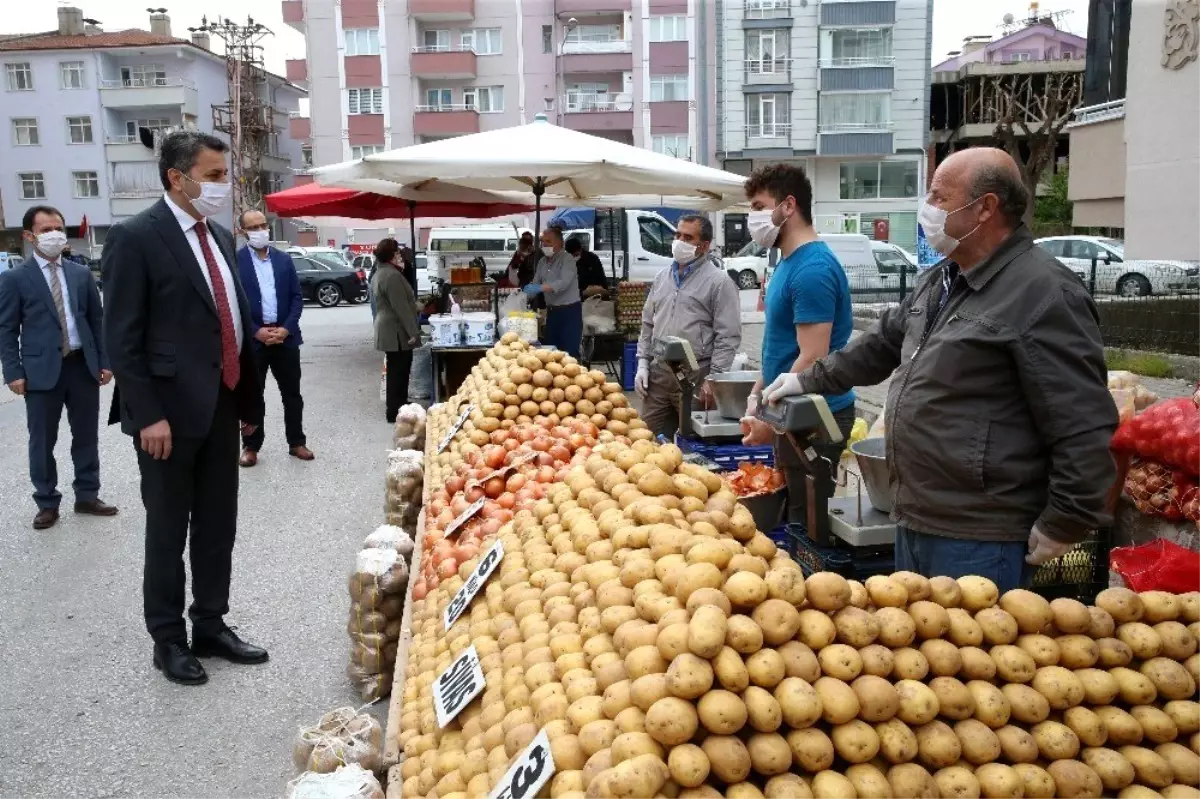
292,255,368,308
356,252,433,297
1034,235,1200,297
288,246,369,303
734,236,916,303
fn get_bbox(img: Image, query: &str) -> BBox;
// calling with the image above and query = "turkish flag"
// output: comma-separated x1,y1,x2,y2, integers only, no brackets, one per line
79,214,89,240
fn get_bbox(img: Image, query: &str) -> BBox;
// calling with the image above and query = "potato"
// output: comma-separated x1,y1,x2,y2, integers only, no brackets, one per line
774,677,823,729
579,719,619,757
778,641,821,682
888,763,939,799
1013,764,1057,799
1155,621,1199,661
1162,787,1200,799
1165,700,1200,734
1141,656,1198,700
1119,622,1165,660
806,572,852,612
948,608,985,647
812,771,858,799
976,607,1019,645
1065,706,1109,747
924,677,970,722
1089,606,1117,638
644,697,698,746
722,572,767,610
656,623,690,663
991,644,1036,683
834,606,880,648
1119,745,1176,789
815,676,861,725
847,763,894,799
763,566,806,605
1099,636,1136,668
959,646,998,681
1183,592,1200,623
873,717,918,765
916,720,964,770
1052,597,1095,634
787,727,834,772
958,575,999,611
1098,587,1145,623
630,673,671,712
1156,741,1200,785
1031,664,1085,709
1034,719,1081,760
1077,667,1121,705
685,586,732,616
1017,633,1062,667
746,648,787,689
764,774,814,799
875,608,918,650
819,643,864,681
867,575,910,608
1142,591,1182,623
935,765,981,799
1131,705,1180,745
891,571,930,602
1096,706,1147,747
1002,683,1051,725
892,648,930,681
797,608,837,650
955,718,1002,765
687,605,727,660
967,680,1011,728
667,744,710,788
666,653,713,700
625,644,668,680
699,735,751,785
833,719,881,764
1082,745,1137,792
725,614,764,654
977,763,1027,799
920,639,963,678
996,724,1039,763
743,685,782,733
1113,666,1160,705
1000,588,1054,634
854,674,901,722
895,679,939,726
1046,760,1104,799
861,644,897,678
909,601,951,640
696,689,747,735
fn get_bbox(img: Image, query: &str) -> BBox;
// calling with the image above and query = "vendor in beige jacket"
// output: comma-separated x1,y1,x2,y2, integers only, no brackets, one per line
371,238,421,424
635,215,742,438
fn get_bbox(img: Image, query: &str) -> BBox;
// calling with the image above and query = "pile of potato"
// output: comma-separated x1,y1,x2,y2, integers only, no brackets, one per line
393,341,1200,799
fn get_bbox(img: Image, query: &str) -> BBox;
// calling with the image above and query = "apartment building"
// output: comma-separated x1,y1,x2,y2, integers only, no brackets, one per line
0,6,307,256
716,0,932,252
282,0,717,247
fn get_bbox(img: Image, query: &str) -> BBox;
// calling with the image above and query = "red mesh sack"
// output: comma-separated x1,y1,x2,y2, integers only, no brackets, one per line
1110,538,1200,593
1123,458,1200,522
1111,398,1200,477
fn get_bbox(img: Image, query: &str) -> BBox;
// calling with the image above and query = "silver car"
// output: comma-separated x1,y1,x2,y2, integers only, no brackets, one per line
1034,236,1199,297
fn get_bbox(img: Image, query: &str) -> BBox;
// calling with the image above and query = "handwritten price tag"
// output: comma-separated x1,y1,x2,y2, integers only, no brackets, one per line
432,644,485,728
488,729,556,799
437,404,474,453
442,497,486,540
444,540,504,630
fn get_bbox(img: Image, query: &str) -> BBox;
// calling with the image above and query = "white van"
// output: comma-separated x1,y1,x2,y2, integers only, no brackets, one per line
561,209,677,284
427,224,533,279
733,235,916,302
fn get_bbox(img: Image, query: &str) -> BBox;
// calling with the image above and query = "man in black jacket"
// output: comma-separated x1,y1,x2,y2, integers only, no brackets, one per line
102,131,268,686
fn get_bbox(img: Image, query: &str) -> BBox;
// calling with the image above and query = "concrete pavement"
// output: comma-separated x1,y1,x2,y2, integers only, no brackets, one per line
0,304,388,798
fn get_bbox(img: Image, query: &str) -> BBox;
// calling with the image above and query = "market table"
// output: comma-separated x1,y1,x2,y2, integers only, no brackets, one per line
429,346,491,403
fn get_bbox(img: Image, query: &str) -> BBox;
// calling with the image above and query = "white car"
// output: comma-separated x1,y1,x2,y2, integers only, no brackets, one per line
731,238,916,302
353,252,433,297
1034,236,1199,297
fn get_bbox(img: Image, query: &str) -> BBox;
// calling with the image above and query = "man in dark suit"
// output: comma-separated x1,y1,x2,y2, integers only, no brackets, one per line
0,205,118,529
234,209,312,467
102,131,267,686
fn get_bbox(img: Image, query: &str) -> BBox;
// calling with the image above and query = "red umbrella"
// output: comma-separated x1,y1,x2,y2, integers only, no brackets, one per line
264,182,536,221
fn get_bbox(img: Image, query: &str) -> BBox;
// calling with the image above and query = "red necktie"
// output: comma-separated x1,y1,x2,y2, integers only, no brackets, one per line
195,225,241,390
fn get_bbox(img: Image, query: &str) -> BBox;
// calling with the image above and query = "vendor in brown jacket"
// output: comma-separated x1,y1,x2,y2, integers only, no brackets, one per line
759,148,1118,592
371,238,421,424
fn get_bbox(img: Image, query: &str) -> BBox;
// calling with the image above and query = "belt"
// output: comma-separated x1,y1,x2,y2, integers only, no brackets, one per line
63,349,82,359
547,301,581,310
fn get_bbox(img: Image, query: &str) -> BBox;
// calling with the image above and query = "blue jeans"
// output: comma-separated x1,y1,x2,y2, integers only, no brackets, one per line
544,302,582,358
895,526,1031,593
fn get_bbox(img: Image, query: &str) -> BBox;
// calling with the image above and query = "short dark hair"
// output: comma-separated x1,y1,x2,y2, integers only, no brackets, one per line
238,208,267,229
969,163,1029,227
374,237,399,264
564,237,584,255
158,130,228,189
544,225,564,243
743,163,813,225
678,214,713,243
22,205,65,232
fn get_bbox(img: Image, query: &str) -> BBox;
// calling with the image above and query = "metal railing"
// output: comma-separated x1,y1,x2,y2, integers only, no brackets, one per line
105,135,142,144
1072,99,1126,126
745,0,790,18
818,120,895,133
744,58,792,77
819,56,896,68
562,93,624,113
562,39,632,55
411,44,475,54
745,123,792,139
414,103,478,113
99,77,195,89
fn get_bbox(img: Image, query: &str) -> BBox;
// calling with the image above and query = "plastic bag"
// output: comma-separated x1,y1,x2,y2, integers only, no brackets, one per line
1110,538,1200,592
502,311,538,342
286,765,385,799
362,525,414,557
500,290,528,316
409,344,432,401
292,708,383,775
392,404,427,451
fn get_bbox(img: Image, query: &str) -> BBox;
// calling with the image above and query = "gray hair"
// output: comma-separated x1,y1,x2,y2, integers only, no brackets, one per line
678,214,713,243
969,163,1028,227
158,130,228,189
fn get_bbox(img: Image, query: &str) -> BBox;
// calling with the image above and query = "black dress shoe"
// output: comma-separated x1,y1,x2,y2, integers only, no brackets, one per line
153,641,208,686
192,628,269,665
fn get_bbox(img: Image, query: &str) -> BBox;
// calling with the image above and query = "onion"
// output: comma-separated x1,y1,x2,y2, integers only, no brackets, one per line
496,493,515,510
411,580,428,601
466,486,485,503
445,476,465,495
489,429,508,445
484,477,505,499
503,438,519,452
549,445,571,464
536,466,556,483
505,473,527,493
483,446,506,470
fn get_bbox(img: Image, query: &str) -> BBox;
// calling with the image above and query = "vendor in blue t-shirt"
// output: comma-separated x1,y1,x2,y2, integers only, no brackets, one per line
740,163,857,525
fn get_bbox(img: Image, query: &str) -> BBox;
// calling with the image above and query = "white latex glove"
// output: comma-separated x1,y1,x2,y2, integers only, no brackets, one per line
746,392,761,417
763,372,805,404
634,359,651,398
1025,524,1073,566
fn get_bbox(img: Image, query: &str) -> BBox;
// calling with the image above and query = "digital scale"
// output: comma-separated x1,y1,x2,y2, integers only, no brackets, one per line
655,337,743,441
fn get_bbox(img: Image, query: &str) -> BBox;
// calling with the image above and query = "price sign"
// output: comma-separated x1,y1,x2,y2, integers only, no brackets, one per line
437,405,474,453
488,729,556,799
443,497,486,539
444,540,504,630
467,453,538,490
432,644,485,728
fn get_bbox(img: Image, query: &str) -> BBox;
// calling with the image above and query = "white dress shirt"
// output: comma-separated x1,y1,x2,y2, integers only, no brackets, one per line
251,247,278,324
32,251,82,350
163,194,244,350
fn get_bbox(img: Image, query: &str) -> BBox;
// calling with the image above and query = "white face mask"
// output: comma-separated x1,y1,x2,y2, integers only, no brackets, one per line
181,174,232,217
671,239,698,265
919,195,982,256
34,230,68,259
748,208,781,249
246,230,270,249
541,245,555,257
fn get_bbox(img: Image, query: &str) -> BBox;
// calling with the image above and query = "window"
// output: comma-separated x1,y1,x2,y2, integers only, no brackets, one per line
746,93,790,137
650,75,688,102
60,61,85,89
464,85,504,113
73,171,100,198
344,28,380,56
347,88,383,115
839,160,918,200
821,28,893,64
819,92,890,130
652,134,689,159
19,172,45,200
542,25,553,53
12,118,38,146
649,15,686,42
566,83,610,111
351,144,385,159
1005,51,1033,62
566,24,621,44
638,217,673,258
67,116,93,144
120,64,167,87
5,62,33,91
425,88,453,108
125,118,171,140
463,28,501,55
301,145,313,168
747,29,788,74
422,30,451,51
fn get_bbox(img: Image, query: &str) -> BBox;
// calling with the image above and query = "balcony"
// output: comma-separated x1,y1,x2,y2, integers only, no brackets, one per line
562,40,633,73
744,58,792,86
281,0,304,32
411,46,477,79
560,94,635,134
110,190,160,219
289,115,311,140
745,0,791,21
413,105,480,137
285,58,308,87
99,78,197,116
410,0,474,21
104,136,156,163
1070,99,1126,128
555,0,631,15
818,61,894,91
818,123,894,155
744,123,793,149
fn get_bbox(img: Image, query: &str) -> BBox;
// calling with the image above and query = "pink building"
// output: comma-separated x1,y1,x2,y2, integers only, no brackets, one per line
934,22,1086,72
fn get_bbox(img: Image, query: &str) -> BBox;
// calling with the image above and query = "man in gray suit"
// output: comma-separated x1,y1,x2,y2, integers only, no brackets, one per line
0,205,118,529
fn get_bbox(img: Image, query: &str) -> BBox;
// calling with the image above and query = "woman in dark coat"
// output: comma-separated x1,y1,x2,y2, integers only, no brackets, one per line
370,238,421,423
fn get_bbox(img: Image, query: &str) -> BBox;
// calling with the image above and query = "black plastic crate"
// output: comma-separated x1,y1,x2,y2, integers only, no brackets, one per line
1030,528,1111,604
786,523,894,580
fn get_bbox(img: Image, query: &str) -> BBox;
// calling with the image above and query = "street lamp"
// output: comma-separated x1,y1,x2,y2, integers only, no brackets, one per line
554,17,578,123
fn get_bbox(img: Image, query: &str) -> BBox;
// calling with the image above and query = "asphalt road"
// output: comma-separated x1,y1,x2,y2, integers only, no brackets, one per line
0,303,389,798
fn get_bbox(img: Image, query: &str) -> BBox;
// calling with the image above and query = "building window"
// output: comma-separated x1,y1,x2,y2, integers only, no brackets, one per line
649,15,686,42
347,88,384,115
820,93,890,130
747,29,788,74
120,64,167,87
19,172,46,200
1005,50,1034,63
463,28,502,55
125,118,172,140
746,93,790,138
67,116,93,144
425,88,453,109
422,30,452,51
464,85,504,113
60,61,85,89
344,28,380,56
351,144,384,159
73,171,100,198
301,145,313,168
650,75,688,102
820,28,893,65
542,25,553,53
651,134,689,159
839,161,918,200
565,82,611,111
566,24,622,44
5,62,33,91
12,117,39,146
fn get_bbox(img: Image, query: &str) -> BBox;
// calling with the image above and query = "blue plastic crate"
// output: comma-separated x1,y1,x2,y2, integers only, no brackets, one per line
787,523,894,579
621,342,638,391
676,437,774,469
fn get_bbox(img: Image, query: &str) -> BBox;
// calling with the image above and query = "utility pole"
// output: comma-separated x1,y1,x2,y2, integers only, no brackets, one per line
193,15,274,224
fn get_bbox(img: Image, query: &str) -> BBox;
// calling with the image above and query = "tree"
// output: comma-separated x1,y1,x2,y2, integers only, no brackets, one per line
1034,167,1073,235
992,71,1082,225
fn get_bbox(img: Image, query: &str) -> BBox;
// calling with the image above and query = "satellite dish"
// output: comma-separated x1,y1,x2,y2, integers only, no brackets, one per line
614,93,633,112
1003,12,1015,24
